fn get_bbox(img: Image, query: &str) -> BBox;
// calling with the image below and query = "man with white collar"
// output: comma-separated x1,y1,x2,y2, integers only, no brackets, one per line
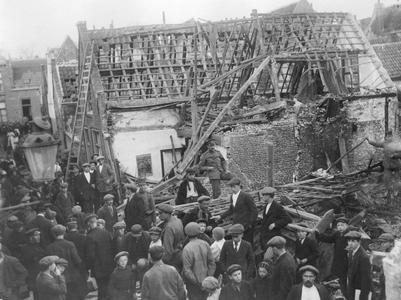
266,236,296,300
95,155,115,201
345,231,374,300
286,265,330,300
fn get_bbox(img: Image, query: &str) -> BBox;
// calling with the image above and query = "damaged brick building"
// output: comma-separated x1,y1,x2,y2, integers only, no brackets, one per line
59,9,398,195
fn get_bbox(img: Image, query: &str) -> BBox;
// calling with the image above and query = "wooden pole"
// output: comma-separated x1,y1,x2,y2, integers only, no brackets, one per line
191,29,199,145
0,201,41,212
170,135,178,164
327,138,367,172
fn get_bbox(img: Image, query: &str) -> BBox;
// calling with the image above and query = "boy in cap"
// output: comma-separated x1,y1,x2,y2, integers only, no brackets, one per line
97,218,106,230
202,276,221,300
182,222,215,300
176,167,210,205
112,221,126,256
121,224,151,265
286,265,331,300
210,227,226,277
36,255,67,300
266,236,296,300
219,264,254,300
314,216,350,296
141,246,186,300
198,138,234,199
97,194,118,233
149,226,162,248
46,224,82,300
55,182,75,218
181,218,212,249
108,251,135,300
26,204,55,250
214,178,258,247
345,231,374,300
55,258,68,275
219,224,255,283
251,261,273,300
133,178,156,230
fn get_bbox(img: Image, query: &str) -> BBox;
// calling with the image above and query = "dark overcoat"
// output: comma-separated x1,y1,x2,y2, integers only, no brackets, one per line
270,252,296,300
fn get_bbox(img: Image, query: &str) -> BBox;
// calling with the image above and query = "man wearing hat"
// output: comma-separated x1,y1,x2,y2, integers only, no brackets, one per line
67,205,86,233
68,164,81,205
266,236,296,300
141,245,186,300
123,183,139,230
158,203,185,270
314,216,350,296
176,167,210,205
345,231,374,300
64,221,88,300
259,186,292,251
55,182,75,218
199,138,234,199
97,194,118,233
85,213,114,300
95,155,115,200
112,221,126,255
2,216,18,247
131,178,156,230
377,233,395,300
43,196,66,226
182,222,215,300
20,228,45,299
286,265,331,300
26,204,55,250
46,225,82,300
214,178,258,246
182,195,216,231
121,224,151,265
76,162,97,213
219,264,254,300
36,255,67,300
0,242,28,300
219,224,255,283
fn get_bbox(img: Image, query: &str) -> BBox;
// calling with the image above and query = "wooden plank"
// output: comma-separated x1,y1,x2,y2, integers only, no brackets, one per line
176,54,272,174
283,206,321,222
338,138,350,174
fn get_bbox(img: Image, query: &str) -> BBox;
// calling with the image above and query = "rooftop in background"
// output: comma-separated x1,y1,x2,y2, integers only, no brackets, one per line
373,42,401,80
268,0,315,14
11,59,47,88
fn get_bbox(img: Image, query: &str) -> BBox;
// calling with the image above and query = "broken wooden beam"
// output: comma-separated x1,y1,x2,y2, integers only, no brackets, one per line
327,138,367,172
338,138,350,174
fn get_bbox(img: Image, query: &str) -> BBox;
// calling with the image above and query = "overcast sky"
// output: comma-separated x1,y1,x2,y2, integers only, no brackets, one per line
0,0,399,58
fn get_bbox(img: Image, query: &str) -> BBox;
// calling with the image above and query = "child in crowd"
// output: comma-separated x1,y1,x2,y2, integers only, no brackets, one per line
108,251,135,300
197,218,212,245
210,227,225,278
202,276,221,300
97,219,106,230
251,261,272,300
149,226,162,248
219,264,254,300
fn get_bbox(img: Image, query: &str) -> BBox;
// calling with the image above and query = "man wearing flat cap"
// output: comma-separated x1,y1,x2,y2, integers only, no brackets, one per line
95,155,115,200
220,224,255,283
36,255,67,300
266,236,296,300
286,265,331,300
85,213,114,300
112,221,126,256
123,183,139,230
158,203,185,271
130,178,156,230
121,224,151,265
215,178,258,246
68,164,81,205
198,138,234,199
182,195,216,232
55,182,75,219
176,167,210,205
260,186,292,251
20,228,45,299
345,231,374,300
26,204,55,250
76,162,97,213
97,194,118,233
219,264,254,300
141,245,186,300
46,225,82,300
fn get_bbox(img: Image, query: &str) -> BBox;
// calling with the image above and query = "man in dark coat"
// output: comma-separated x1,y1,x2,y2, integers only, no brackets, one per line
68,165,81,206
286,265,331,300
314,216,349,296
121,224,151,265
215,178,258,246
182,196,216,231
259,187,292,251
46,225,82,300
294,223,320,283
76,162,97,213
26,204,55,250
124,183,146,230
0,242,28,300
20,228,45,300
36,255,67,300
219,224,255,283
64,221,88,300
7,221,26,260
43,196,66,225
175,168,209,205
84,214,115,300
345,231,375,300
267,236,296,300
97,194,118,233
95,155,115,201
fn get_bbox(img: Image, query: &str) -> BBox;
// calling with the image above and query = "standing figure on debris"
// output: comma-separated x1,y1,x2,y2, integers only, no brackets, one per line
182,195,215,231
345,231,375,300
176,167,210,205
368,131,401,204
198,138,234,199
314,217,349,297
286,265,331,300
134,178,156,230
76,162,97,213
214,178,258,247
259,187,292,251
95,155,115,201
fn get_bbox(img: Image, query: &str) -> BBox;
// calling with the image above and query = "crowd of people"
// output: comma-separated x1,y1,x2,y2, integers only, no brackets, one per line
0,136,395,300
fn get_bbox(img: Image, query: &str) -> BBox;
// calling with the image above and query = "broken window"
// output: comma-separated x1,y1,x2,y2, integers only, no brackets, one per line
137,154,153,177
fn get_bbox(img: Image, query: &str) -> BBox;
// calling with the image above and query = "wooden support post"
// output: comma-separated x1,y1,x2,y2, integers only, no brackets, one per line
327,138,367,172
191,29,199,145
267,61,281,101
170,135,178,164
177,55,272,174
338,138,350,174
385,97,389,134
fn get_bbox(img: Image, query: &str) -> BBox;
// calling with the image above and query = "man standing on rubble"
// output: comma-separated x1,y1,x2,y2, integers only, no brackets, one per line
198,138,234,199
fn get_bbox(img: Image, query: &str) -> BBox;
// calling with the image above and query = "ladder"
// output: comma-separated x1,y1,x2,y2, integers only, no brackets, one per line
65,42,94,181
